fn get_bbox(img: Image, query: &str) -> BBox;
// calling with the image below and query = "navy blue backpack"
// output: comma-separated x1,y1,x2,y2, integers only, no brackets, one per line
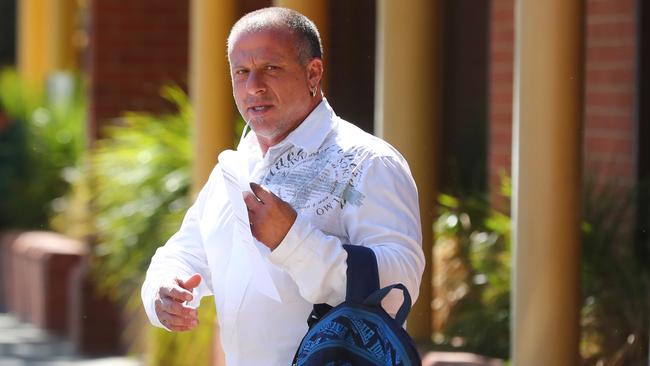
292,245,421,366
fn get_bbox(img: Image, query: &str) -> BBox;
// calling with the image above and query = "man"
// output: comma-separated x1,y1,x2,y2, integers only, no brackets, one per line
141,7,424,366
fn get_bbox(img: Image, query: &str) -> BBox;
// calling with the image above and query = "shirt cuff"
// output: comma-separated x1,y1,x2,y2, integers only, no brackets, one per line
268,213,311,268
267,213,347,305
142,275,172,331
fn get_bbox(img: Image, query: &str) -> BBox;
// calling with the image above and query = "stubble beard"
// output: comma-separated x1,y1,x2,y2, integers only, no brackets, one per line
248,116,286,143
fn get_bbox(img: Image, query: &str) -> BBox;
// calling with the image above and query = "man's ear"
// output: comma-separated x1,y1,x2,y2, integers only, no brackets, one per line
307,58,324,87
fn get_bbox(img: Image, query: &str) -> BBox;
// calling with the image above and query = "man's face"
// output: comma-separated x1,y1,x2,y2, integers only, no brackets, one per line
229,28,322,148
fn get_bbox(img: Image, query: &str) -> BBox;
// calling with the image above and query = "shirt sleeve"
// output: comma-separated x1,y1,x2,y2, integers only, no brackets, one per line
268,155,425,316
140,167,217,330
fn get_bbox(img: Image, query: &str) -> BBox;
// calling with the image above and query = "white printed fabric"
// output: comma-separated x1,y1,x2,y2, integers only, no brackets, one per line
141,99,425,366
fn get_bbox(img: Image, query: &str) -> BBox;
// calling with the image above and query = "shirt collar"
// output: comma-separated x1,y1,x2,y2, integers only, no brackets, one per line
239,98,337,156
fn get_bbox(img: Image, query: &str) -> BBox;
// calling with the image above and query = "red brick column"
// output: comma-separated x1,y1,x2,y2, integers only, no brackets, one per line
87,0,190,140
11,235,34,320
0,231,21,313
68,259,121,355
9,232,86,333
32,245,86,332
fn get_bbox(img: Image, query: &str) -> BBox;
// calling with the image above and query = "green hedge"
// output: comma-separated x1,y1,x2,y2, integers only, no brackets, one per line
0,68,85,230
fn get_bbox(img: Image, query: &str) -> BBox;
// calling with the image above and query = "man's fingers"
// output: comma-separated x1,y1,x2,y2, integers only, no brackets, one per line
155,276,201,332
163,298,198,319
249,182,276,203
243,191,262,211
161,313,198,331
155,296,197,319
178,273,202,291
160,283,193,302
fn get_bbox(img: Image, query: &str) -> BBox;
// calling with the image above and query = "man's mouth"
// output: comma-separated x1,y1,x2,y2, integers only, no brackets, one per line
248,105,273,114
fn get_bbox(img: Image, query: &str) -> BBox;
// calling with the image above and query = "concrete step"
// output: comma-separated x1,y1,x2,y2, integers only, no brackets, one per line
0,313,142,366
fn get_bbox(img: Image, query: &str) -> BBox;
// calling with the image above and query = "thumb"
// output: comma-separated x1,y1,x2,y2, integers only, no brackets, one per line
179,273,202,290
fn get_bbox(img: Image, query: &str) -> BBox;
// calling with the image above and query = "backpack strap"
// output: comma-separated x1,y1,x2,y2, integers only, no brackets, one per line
306,245,380,327
363,283,412,327
342,244,380,303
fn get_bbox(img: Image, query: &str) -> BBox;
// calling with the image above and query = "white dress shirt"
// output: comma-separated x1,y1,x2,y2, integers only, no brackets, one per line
141,99,425,366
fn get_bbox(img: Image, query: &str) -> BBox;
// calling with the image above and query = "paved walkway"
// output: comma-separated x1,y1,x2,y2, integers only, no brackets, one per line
0,313,142,366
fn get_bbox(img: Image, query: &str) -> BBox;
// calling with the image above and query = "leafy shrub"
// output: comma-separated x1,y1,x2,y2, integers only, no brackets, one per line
0,68,85,230
580,180,649,365
88,86,193,297
86,86,214,365
433,177,649,365
432,192,511,359
54,86,245,366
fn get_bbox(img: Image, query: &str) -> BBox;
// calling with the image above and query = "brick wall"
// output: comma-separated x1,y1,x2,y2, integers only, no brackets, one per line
488,0,638,209
87,0,189,139
488,0,514,210
584,0,637,185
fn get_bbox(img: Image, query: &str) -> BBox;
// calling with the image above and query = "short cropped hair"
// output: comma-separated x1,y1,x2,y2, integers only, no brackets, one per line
227,7,323,64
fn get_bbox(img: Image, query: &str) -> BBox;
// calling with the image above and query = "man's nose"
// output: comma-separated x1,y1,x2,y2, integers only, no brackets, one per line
246,70,266,95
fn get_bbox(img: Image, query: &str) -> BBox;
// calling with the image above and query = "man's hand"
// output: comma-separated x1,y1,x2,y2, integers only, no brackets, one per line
154,273,201,332
243,182,297,250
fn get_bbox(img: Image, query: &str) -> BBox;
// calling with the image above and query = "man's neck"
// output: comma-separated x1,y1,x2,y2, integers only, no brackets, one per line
257,135,285,156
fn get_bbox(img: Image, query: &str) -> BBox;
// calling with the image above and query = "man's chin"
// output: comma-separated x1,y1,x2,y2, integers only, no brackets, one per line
247,116,269,128
250,125,288,142
248,122,274,137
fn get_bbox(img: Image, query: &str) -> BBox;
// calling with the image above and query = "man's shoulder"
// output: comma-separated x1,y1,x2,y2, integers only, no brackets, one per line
331,118,408,164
